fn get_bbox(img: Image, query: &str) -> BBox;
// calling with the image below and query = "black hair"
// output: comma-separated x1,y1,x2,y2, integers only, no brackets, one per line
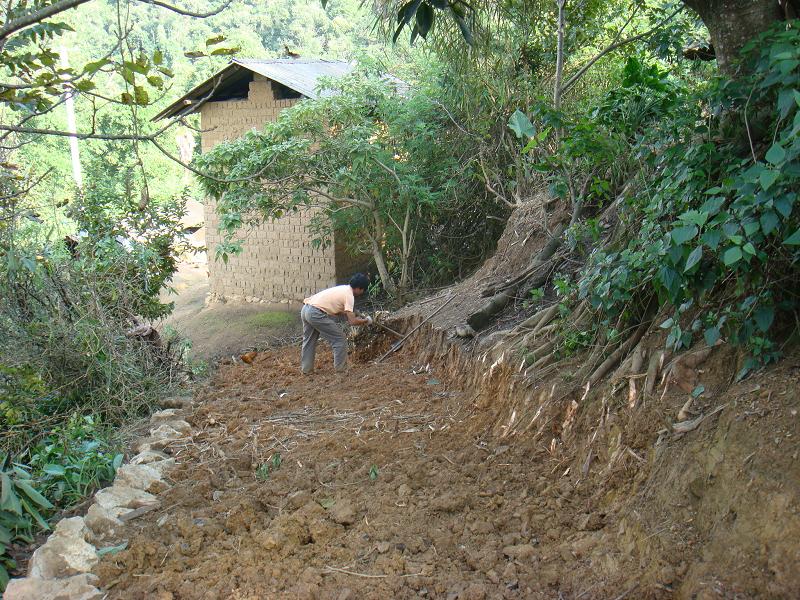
349,273,369,291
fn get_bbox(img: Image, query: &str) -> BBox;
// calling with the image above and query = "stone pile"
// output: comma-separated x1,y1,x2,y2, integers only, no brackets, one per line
4,409,193,600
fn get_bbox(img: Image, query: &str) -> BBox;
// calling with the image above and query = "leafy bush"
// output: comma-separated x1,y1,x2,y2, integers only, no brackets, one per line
575,24,800,375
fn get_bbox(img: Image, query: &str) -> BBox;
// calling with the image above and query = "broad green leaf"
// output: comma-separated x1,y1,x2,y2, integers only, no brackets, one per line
775,195,794,218
508,110,535,139
43,465,66,476
134,86,149,105
0,562,8,591
702,229,722,250
205,35,225,46
210,47,240,56
684,246,702,272
754,306,774,332
700,197,725,215
723,246,743,266
671,225,698,245
679,210,708,227
18,497,49,531
760,211,779,235
704,326,720,346
415,2,434,38
784,229,800,245
765,143,786,165
760,169,780,191
153,49,163,65
742,242,756,255
743,220,760,237
778,88,795,119
0,523,11,544
16,480,53,509
0,474,21,515
659,317,674,329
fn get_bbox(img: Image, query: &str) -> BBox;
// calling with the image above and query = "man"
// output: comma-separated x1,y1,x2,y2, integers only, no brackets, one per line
300,273,372,374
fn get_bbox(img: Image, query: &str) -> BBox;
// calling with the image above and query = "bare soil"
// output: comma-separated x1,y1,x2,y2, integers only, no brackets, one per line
95,334,800,599
160,262,299,361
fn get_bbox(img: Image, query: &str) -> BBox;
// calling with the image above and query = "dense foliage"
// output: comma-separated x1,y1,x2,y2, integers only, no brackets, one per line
196,69,501,294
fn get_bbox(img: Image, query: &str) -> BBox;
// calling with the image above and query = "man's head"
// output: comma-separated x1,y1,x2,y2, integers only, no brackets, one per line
349,273,369,296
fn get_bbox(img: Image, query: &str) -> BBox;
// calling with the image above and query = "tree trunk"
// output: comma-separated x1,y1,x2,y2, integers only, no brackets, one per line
369,208,397,295
682,0,782,76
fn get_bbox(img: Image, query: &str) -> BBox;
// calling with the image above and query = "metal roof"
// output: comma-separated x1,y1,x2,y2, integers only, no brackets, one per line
153,58,354,121
237,58,353,98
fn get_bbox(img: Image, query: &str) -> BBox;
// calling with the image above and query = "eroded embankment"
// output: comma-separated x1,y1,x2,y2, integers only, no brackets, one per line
380,310,800,599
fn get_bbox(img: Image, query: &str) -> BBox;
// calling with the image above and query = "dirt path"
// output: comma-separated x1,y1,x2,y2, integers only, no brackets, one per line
160,263,299,361
95,347,623,600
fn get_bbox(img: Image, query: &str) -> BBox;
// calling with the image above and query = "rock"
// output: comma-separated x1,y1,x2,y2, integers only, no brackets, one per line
84,504,128,538
329,500,356,526
151,420,191,436
134,425,183,452
114,463,164,492
28,518,99,579
397,483,412,498
94,485,159,511
455,325,476,338
146,458,176,475
4,574,102,600
486,569,500,584
502,544,536,562
149,409,182,424
129,450,170,465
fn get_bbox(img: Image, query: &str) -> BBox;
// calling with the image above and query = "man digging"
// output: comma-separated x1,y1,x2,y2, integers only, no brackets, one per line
300,273,372,374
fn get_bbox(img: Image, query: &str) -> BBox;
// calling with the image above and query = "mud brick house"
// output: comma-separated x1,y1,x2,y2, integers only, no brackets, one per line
156,58,364,304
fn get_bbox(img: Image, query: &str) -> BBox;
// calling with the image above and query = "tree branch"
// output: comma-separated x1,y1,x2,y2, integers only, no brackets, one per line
133,0,233,18
306,187,375,210
0,0,92,43
561,5,683,94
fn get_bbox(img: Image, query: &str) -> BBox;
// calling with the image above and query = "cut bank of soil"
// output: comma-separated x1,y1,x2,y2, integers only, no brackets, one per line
95,336,800,599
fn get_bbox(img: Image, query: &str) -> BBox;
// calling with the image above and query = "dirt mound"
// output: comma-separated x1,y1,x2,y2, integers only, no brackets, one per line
394,196,552,334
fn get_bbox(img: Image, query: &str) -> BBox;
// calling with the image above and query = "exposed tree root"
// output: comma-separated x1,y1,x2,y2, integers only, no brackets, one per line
468,223,568,330
588,319,652,386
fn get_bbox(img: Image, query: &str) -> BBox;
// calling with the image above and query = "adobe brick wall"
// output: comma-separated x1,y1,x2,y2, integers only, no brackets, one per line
200,74,337,303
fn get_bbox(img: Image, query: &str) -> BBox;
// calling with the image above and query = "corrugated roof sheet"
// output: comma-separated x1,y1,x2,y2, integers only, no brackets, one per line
235,58,354,99
154,58,407,122
153,58,353,121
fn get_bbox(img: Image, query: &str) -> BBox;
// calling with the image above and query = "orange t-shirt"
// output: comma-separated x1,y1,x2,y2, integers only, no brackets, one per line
304,285,354,316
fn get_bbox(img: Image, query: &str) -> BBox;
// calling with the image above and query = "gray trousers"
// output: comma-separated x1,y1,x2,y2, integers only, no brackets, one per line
300,304,347,373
